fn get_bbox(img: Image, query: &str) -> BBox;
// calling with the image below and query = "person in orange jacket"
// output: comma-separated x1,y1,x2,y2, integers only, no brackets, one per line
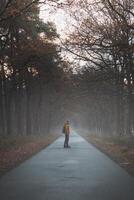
62,121,71,148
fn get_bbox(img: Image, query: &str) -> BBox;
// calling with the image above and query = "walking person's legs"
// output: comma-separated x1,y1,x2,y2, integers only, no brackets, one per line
67,135,71,148
64,134,69,148
64,134,70,148
67,135,69,147
64,134,67,148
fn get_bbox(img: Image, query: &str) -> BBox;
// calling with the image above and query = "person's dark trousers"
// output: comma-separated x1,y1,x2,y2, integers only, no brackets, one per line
64,134,69,148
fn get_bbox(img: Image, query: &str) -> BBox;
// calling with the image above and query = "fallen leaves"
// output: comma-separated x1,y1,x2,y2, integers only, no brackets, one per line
82,134,134,177
0,134,59,177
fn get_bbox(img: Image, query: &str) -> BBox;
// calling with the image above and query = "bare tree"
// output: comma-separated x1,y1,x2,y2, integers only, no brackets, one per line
63,0,134,135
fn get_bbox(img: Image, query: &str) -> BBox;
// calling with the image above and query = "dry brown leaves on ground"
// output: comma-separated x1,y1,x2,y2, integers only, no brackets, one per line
0,134,59,177
82,135,134,177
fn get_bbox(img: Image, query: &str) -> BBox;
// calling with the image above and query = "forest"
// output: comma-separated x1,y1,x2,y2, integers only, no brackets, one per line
0,1,134,198
0,0,134,139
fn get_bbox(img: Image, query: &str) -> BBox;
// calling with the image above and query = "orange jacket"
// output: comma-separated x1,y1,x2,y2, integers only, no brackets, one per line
63,123,70,135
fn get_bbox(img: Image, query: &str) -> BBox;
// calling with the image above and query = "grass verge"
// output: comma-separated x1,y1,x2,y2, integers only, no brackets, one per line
0,133,59,178
81,133,134,177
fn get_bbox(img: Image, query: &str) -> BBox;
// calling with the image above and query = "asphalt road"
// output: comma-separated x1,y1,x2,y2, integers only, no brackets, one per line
0,133,134,200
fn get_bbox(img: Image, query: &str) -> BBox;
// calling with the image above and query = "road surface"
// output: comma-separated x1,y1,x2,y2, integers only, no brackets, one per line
0,133,134,200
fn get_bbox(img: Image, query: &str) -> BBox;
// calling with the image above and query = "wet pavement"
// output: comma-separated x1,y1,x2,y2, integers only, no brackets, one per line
0,133,134,200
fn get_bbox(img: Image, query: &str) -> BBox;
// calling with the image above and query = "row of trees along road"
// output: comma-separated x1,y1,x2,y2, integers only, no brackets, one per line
0,0,71,136
0,0,134,137
64,0,134,136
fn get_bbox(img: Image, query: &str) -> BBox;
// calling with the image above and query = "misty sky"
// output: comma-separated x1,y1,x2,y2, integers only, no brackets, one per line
39,4,71,38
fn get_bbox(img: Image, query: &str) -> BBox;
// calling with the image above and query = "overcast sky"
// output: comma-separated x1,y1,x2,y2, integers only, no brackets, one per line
39,4,71,38
39,3,83,71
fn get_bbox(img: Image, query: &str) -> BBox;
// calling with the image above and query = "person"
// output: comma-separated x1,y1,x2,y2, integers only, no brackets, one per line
62,121,71,148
